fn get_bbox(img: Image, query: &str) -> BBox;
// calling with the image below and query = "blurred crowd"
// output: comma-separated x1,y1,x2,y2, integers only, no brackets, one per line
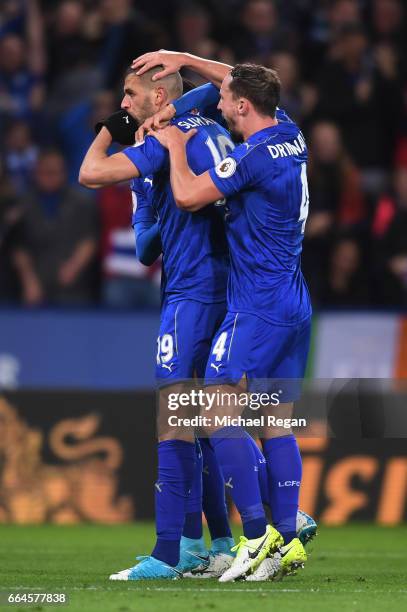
0,0,406,310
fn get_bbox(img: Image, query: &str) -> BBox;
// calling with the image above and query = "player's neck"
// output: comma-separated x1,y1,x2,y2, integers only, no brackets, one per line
242,116,278,141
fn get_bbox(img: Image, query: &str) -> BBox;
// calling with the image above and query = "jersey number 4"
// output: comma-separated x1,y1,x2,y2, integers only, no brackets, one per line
212,331,228,362
298,162,309,234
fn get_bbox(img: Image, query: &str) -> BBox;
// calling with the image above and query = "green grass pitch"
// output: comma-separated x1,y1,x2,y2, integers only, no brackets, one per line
1,524,406,612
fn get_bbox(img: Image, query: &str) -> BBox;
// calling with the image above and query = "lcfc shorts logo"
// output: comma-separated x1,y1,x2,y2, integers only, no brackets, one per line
215,157,237,178
278,480,301,487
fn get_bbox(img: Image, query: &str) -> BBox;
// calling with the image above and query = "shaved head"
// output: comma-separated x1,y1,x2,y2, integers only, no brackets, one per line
125,65,183,100
121,64,183,123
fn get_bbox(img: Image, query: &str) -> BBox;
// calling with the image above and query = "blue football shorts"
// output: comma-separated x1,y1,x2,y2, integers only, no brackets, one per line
204,311,312,402
156,299,226,386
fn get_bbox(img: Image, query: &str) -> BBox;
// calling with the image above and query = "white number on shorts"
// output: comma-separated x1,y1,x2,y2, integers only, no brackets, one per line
298,162,309,234
157,334,174,364
212,332,228,362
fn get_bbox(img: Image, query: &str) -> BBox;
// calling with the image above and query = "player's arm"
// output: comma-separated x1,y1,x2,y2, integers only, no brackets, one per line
132,183,162,266
132,51,232,89
151,127,223,212
173,82,220,116
135,222,161,266
79,127,140,188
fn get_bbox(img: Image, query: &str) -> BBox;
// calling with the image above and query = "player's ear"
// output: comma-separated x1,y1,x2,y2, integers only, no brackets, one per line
154,86,167,107
237,98,249,116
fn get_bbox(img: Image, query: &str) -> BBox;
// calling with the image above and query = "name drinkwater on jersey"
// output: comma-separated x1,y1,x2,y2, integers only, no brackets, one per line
267,132,306,159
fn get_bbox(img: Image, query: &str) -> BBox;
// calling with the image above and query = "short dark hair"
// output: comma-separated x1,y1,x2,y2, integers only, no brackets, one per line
229,63,280,117
124,65,183,99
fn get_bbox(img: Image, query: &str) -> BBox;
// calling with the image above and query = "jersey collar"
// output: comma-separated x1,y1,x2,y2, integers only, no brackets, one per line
246,124,280,146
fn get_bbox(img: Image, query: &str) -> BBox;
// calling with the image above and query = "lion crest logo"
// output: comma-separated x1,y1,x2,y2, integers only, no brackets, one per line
0,397,133,524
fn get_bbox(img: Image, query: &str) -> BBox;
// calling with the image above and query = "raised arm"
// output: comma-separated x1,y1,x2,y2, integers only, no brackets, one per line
79,127,139,188
132,51,232,89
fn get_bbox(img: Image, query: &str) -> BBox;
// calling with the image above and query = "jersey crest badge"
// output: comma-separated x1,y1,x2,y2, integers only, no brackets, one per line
215,157,236,178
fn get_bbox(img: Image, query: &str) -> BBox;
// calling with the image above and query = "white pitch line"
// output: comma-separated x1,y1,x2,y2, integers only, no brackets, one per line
6,586,407,595
312,551,407,559
70,587,407,594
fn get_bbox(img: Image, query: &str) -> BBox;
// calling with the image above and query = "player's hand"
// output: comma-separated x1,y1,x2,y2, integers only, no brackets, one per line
95,110,138,145
136,104,176,142
132,50,186,80
148,125,197,150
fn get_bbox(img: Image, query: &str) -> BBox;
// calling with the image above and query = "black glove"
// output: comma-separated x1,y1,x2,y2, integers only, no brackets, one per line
95,110,138,145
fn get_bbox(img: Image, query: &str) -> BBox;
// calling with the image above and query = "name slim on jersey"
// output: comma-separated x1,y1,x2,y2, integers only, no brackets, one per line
177,115,217,130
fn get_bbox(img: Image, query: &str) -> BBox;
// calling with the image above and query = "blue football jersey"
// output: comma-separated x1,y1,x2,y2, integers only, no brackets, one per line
209,119,312,326
123,112,234,304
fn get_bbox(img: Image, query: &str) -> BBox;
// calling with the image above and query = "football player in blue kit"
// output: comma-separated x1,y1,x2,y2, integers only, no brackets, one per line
132,69,317,581
80,64,270,581
132,51,313,582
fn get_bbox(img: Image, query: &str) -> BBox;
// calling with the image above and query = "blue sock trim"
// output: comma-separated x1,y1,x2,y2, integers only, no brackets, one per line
262,433,296,451
280,530,297,545
152,538,180,567
210,425,246,442
243,517,268,540
239,502,266,523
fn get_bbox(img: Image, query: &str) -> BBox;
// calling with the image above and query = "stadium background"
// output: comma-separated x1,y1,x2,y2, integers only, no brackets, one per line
0,0,406,529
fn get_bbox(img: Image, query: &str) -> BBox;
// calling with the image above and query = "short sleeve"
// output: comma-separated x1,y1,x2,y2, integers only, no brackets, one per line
123,135,167,177
208,149,254,197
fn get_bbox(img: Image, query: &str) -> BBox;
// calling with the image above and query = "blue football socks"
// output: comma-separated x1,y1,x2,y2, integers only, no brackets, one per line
262,434,302,544
200,437,233,541
183,439,204,540
210,426,267,540
152,439,196,566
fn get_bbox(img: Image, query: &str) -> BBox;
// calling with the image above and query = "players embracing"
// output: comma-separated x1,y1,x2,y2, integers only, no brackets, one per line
79,50,316,583
132,51,313,582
